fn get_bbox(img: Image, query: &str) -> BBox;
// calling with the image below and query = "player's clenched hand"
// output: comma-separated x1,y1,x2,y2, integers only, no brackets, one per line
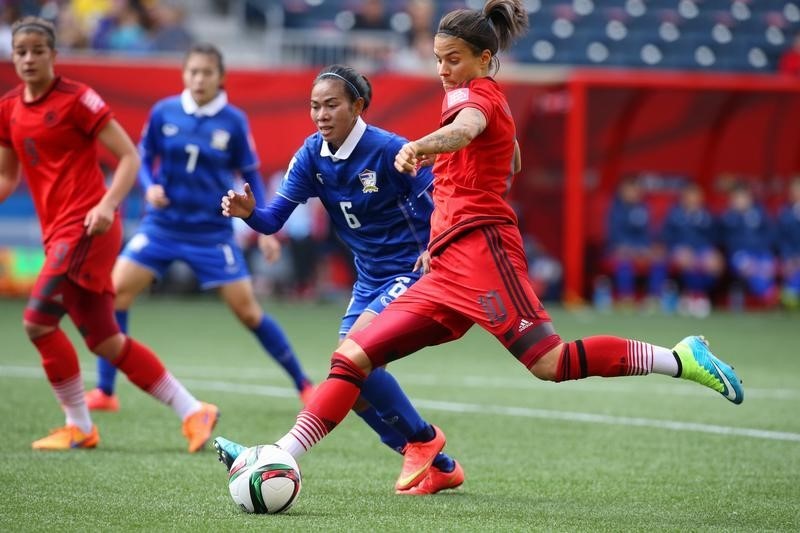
394,141,419,176
258,234,282,264
84,200,115,236
221,182,256,218
145,184,170,208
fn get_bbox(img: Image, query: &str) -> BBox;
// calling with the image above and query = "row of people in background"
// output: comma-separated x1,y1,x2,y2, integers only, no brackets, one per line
603,177,800,316
0,0,192,57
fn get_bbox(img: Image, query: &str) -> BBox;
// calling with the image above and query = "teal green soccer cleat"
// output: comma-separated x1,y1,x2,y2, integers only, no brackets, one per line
672,335,744,404
214,436,246,471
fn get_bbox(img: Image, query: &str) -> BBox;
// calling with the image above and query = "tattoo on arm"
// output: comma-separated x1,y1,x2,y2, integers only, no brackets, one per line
416,108,487,156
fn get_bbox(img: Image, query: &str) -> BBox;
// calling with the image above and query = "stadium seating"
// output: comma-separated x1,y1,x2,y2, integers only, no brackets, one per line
247,0,800,72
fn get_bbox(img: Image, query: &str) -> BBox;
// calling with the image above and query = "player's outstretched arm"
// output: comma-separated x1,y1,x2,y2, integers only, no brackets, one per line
0,145,21,203
85,119,141,235
222,182,256,218
394,108,487,175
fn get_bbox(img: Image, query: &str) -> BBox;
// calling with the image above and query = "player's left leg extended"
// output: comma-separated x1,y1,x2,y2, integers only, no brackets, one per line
527,335,743,404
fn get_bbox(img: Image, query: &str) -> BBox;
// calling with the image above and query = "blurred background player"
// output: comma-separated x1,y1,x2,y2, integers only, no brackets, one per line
777,177,800,309
216,0,743,495
717,182,777,309
0,16,217,451
86,42,314,411
660,182,724,317
605,177,667,308
218,63,463,495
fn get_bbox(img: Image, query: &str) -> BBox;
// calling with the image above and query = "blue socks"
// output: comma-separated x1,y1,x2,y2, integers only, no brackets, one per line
358,367,455,471
96,309,127,395
251,315,310,391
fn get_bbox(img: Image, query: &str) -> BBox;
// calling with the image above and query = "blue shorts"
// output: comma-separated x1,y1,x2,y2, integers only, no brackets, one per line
120,230,249,290
339,272,421,338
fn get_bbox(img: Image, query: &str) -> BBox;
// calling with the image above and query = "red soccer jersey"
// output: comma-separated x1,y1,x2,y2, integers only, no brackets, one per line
428,76,519,255
0,76,112,244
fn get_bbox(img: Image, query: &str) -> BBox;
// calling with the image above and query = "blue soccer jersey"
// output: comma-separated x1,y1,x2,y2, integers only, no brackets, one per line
275,118,433,285
137,90,261,242
661,204,717,249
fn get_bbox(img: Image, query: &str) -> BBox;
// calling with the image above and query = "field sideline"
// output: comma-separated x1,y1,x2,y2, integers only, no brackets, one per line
1,296,798,532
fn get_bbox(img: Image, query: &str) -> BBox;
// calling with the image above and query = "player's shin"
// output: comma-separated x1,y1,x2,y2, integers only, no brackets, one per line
554,336,678,381
276,352,365,459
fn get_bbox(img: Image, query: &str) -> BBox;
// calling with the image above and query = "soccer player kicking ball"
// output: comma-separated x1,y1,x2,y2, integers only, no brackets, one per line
0,17,218,452
216,63,463,495
215,0,742,494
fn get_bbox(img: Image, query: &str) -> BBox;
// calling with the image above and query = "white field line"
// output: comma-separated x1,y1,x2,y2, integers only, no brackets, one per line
112,365,800,401
2,365,799,443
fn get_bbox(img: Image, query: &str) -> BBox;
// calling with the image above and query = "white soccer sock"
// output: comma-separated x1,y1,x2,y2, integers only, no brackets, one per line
275,433,307,460
147,372,201,420
53,375,93,434
650,345,680,377
275,411,330,460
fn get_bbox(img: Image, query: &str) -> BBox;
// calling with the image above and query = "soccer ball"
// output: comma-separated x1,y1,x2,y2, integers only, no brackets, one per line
227,445,302,514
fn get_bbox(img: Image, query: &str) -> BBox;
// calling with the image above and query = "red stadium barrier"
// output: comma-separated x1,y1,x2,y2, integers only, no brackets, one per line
2,61,799,303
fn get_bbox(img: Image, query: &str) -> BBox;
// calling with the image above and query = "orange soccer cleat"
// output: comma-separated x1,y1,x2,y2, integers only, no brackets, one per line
395,425,446,491
182,402,220,453
396,460,465,495
85,388,120,412
32,424,99,450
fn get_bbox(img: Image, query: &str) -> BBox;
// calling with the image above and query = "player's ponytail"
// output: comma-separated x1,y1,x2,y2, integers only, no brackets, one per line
484,0,529,52
314,65,373,111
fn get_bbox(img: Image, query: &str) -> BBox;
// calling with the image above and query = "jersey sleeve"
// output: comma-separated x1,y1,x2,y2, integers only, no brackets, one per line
383,134,433,197
230,111,259,173
440,79,495,126
276,144,317,204
137,104,163,188
0,100,10,147
72,86,113,138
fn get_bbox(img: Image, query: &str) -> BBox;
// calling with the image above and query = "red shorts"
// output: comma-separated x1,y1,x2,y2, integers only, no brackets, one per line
24,219,122,348
351,224,562,369
41,217,121,294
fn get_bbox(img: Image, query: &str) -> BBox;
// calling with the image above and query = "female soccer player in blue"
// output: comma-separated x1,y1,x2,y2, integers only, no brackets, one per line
86,43,314,410
216,64,463,495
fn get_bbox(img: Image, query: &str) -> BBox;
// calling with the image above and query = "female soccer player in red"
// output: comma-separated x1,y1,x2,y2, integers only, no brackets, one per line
218,0,743,491
0,16,218,452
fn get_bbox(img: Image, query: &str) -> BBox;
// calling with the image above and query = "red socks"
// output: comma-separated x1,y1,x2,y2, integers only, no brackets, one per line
555,336,653,381
279,353,365,455
32,329,80,384
113,337,167,392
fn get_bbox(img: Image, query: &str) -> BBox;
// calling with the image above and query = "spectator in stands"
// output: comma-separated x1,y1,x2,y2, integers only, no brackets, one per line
778,31,800,76
717,182,777,308
391,0,435,72
0,3,20,58
777,177,800,309
91,0,153,54
605,177,667,308
353,0,391,31
148,0,192,52
660,182,724,317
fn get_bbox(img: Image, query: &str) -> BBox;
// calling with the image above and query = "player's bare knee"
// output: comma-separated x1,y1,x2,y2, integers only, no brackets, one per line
23,320,53,340
90,333,126,360
528,344,563,381
335,339,373,374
